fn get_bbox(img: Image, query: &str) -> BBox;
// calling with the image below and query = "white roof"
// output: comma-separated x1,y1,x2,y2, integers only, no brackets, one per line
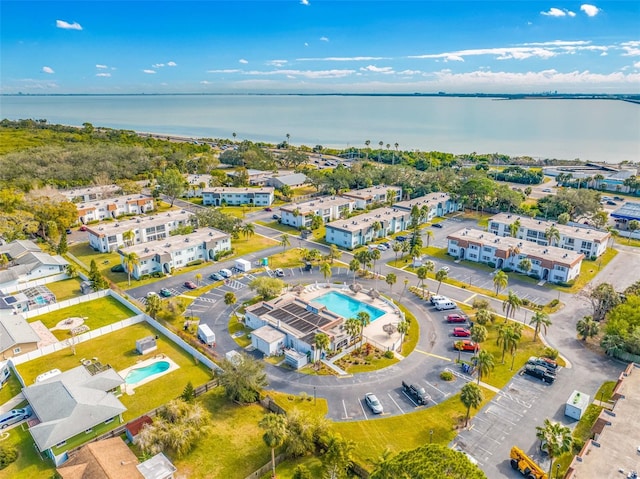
252,325,286,344
118,228,229,258
86,210,194,238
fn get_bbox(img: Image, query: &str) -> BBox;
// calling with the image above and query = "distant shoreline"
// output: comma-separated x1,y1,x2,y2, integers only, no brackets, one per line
2,92,639,102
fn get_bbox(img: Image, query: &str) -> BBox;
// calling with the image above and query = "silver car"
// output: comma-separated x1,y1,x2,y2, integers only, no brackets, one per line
364,393,383,414
0,406,32,429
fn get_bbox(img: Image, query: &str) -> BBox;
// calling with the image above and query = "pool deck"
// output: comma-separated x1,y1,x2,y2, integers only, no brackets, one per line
298,284,404,352
118,354,179,395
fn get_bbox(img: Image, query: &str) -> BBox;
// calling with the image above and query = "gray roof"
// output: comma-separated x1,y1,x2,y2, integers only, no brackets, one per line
136,453,177,479
271,173,308,186
0,240,41,260
0,314,40,352
23,366,126,451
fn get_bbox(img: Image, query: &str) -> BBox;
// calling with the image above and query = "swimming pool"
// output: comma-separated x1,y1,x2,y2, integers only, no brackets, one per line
313,291,385,322
125,361,170,385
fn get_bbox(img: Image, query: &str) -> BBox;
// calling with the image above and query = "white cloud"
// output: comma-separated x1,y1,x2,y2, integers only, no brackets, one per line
320,36,329,42
398,69,422,75
300,0,310,5
96,64,108,69
580,4,600,16
523,40,590,47
167,61,177,67
143,69,156,74
245,68,354,79
41,66,54,74
56,19,82,30
410,46,556,61
634,61,640,68
266,60,288,67
152,63,165,68
304,42,309,47
621,41,640,56
297,56,387,62
200,80,212,84
207,69,241,73
540,8,570,17
96,73,111,77
568,11,576,17
239,59,248,64
360,65,394,74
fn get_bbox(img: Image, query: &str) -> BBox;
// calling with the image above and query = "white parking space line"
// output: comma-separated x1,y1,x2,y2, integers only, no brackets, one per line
359,400,369,420
342,399,351,420
387,393,406,414
424,380,449,397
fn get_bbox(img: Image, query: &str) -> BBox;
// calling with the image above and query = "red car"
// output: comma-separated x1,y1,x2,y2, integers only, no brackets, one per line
79,225,88,231
452,327,471,337
453,340,478,352
264,207,272,212
446,313,467,323
183,281,197,290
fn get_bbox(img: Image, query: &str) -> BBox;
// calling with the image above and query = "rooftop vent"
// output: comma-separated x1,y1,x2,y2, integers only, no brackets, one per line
144,248,149,253
185,238,190,242
115,223,119,227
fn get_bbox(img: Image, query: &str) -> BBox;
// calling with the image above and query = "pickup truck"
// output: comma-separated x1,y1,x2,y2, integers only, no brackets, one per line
402,381,430,405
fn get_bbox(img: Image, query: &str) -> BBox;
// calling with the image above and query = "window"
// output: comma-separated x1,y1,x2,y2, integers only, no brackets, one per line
55,441,67,448
12,347,21,354
581,241,592,249
104,418,114,424
469,244,478,250
85,428,93,434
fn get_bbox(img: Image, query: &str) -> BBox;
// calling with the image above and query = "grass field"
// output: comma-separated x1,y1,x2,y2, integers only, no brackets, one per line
267,248,305,268
0,426,55,479
232,234,279,257
0,373,23,406
45,278,84,301
228,315,252,348
29,296,135,340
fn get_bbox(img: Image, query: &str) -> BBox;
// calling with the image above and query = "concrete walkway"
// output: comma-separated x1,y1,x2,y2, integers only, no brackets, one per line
320,359,349,376
0,393,25,414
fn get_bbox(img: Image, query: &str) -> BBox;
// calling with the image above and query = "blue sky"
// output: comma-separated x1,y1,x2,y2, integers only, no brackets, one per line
1,1,639,93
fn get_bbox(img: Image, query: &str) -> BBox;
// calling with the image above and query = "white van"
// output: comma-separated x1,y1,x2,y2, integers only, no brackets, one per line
434,299,457,311
197,324,216,346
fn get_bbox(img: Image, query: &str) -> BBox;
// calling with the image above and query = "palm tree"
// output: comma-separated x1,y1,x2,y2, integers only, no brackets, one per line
323,432,355,479
396,319,409,347
424,230,433,248
314,332,330,364
195,273,202,286
509,219,521,238
122,252,140,286
475,349,495,385
327,244,342,264
370,249,381,284
435,268,448,294
518,258,532,275
545,225,561,247
470,324,488,350
536,419,572,478
393,142,399,165
349,259,360,284
122,229,135,246
224,291,237,306
474,308,494,326
357,311,371,347
385,273,397,293
576,315,599,341
460,382,483,427
259,412,288,479
529,311,551,342
502,289,522,323
493,270,508,296
593,174,604,190
364,140,371,160
601,334,625,357
378,141,383,162
344,317,360,344
65,263,78,278
496,323,522,365
286,133,291,148
280,233,290,252
392,242,402,263
320,261,332,283
372,221,382,240
416,265,429,299
145,294,161,319
241,223,255,239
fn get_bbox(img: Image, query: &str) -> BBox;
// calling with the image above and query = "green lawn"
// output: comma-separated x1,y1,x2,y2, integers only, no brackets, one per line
228,316,251,348
218,205,262,219
396,302,420,356
171,387,271,479
268,248,305,268
265,456,325,479
267,390,329,417
29,296,135,340
0,373,23,406
255,220,299,235
232,234,279,257
332,388,496,470
553,248,619,294
0,425,55,479
595,381,616,403
45,278,84,302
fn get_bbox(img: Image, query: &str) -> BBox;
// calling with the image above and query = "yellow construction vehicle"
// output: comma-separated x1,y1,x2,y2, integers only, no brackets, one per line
510,446,548,479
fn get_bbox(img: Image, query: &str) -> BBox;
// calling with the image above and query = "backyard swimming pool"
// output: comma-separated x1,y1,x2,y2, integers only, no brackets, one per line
125,360,170,385
313,291,385,322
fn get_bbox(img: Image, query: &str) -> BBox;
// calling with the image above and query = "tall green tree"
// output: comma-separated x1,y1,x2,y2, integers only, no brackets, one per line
320,261,332,282
122,252,140,286
536,419,572,478
435,268,448,294
323,432,355,479
224,291,237,306
416,264,430,299
241,222,255,239
344,317,361,344
496,323,522,365
349,259,360,284
357,311,371,347
385,273,397,293
157,168,187,206
502,290,523,323
493,270,508,296
217,353,268,403
280,233,290,252
576,315,599,341
56,233,68,255
475,349,495,385
460,382,483,427
259,413,287,479
249,277,285,300
314,332,330,364
326,244,342,264
529,311,552,342
145,294,162,319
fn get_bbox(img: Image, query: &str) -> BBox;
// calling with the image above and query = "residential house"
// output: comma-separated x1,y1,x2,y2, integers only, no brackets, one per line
87,210,194,253
76,195,155,224
447,227,584,283
62,184,122,203
23,365,127,465
341,185,402,210
201,187,274,207
245,294,349,361
57,436,143,479
393,192,460,220
325,207,412,249
0,240,69,293
117,228,231,279
280,196,355,229
0,314,40,358
487,213,610,258
267,173,308,189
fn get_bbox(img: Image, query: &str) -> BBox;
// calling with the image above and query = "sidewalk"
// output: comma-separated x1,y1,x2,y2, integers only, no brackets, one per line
0,392,25,414
320,359,349,376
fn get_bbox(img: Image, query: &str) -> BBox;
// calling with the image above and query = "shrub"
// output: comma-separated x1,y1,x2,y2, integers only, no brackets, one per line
548,299,560,308
0,445,18,469
572,437,585,454
440,370,454,381
521,298,530,306
384,350,395,359
186,259,204,267
542,347,559,360
293,465,312,479
502,267,513,273
472,298,491,310
487,262,496,268
529,273,541,280
140,274,150,280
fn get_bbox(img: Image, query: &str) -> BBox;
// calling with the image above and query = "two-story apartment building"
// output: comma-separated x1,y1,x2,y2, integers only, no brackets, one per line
62,184,122,203
117,228,231,279
76,195,155,224
393,192,460,219
325,207,412,249
487,213,610,258
280,196,355,229
201,187,274,206
87,210,194,253
447,227,584,283
341,185,402,210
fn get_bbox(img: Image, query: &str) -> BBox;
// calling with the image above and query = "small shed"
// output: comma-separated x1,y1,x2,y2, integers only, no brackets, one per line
125,415,153,444
80,281,94,295
565,390,590,420
251,325,286,357
225,350,242,365
284,349,308,370
136,336,157,355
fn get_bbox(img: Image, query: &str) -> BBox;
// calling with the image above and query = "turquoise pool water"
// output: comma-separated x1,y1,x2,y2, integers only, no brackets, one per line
125,361,170,385
313,291,385,322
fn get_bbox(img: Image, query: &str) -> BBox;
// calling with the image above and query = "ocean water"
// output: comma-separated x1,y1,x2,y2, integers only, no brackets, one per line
1,94,638,163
